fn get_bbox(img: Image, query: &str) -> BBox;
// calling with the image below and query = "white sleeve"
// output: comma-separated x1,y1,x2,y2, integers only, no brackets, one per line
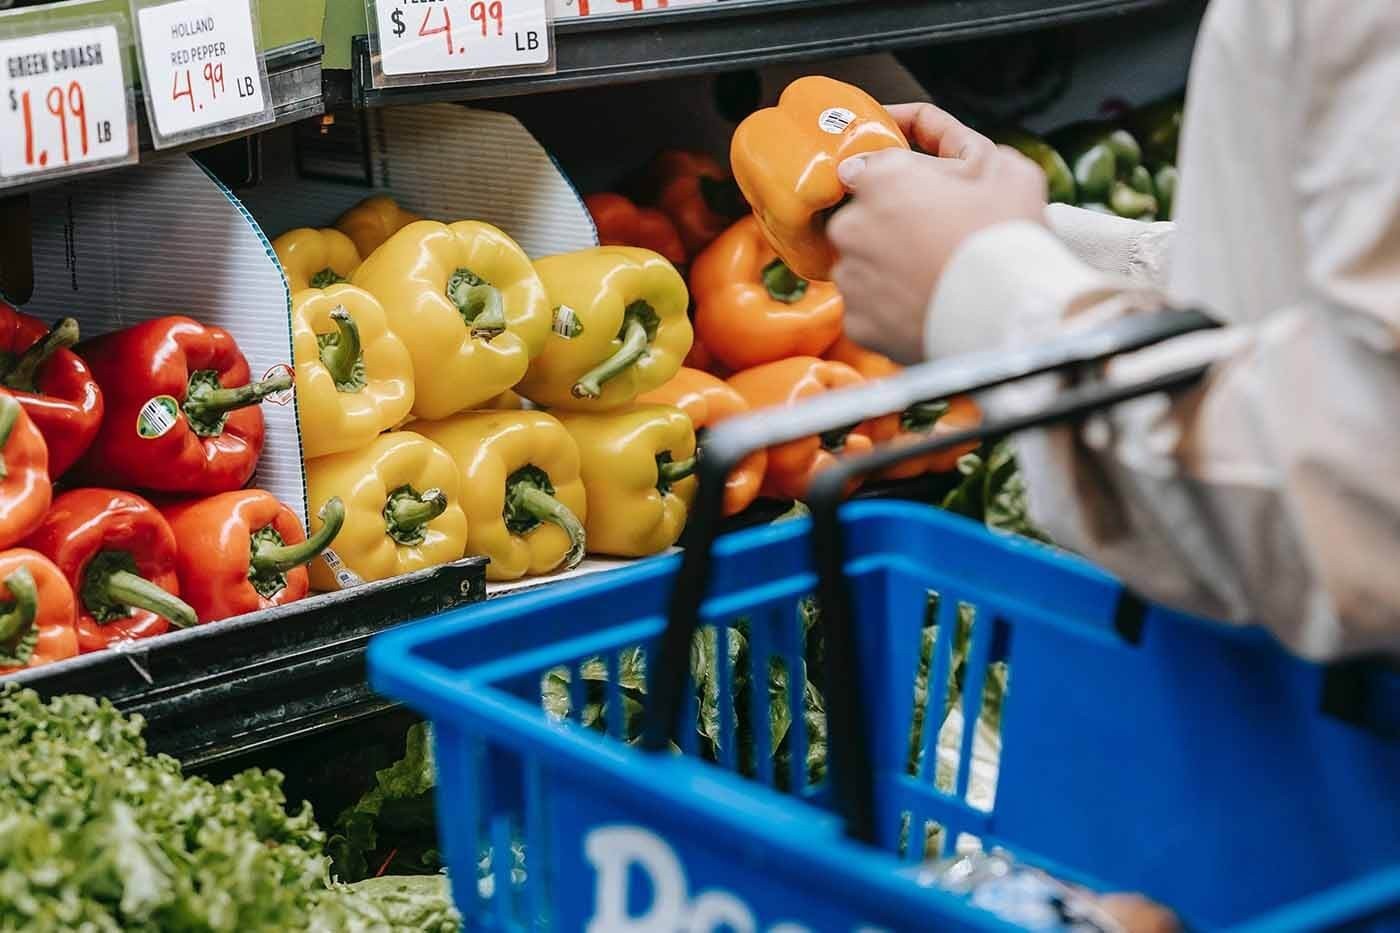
930,217,1400,660
920,0,1400,661
1044,203,1174,289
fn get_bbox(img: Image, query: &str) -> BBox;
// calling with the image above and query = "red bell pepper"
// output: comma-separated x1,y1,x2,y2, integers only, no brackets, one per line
74,316,291,494
161,490,346,623
585,193,688,266
0,390,51,550
0,303,104,478
24,488,197,653
648,150,749,255
0,548,78,674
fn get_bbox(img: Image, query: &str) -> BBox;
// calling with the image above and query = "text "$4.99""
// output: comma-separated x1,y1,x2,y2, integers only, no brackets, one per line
377,0,548,76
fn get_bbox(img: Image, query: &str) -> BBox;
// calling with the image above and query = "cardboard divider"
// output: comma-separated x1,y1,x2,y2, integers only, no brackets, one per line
23,156,304,523
238,102,598,258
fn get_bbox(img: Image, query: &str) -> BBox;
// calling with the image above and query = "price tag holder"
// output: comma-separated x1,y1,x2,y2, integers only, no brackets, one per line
551,0,717,19
130,0,274,149
367,0,556,90
0,11,138,189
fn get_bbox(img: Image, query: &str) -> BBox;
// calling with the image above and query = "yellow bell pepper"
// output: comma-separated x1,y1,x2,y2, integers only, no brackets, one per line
335,195,422,259
292,285,415,459
352,220,552,421
516,247,692,411
556,404,697,558
482,389,526,410
305,430,468,590
414,410,586,582
272,227,362,292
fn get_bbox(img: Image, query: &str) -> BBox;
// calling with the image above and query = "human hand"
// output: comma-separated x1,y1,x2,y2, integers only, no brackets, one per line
828,103,1047,362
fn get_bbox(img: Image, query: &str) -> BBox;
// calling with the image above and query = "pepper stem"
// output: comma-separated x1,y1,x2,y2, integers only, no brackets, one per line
447,268,506,338
183,369,294,438
318,307,367,393
3,317,79,392
251,497,346,576
509,481,586,573
0,393,17,480
572,301,658,400
761,259,809,304
1108,180,1157,219
105,571,198,628
310,267,348,289
383,486,448,547
658,456,696,483
901,400,950,434
0,567,38,650
655,451,696,496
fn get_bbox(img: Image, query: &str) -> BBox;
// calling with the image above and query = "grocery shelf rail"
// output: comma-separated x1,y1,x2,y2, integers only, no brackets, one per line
347,0,1177,106
11,556,487,767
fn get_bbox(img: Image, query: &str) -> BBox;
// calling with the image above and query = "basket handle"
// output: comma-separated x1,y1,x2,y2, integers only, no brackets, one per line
642,308,1219,774
805,360,1212,841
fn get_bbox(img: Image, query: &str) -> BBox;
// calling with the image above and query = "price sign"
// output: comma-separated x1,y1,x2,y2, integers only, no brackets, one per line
552,0,716,17
132,0,273,147
372,0,551,78
0,22,135,184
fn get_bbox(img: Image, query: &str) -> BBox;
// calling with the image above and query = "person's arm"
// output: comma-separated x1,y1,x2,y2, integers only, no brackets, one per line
924,0,1400,659
1044,204,1173,289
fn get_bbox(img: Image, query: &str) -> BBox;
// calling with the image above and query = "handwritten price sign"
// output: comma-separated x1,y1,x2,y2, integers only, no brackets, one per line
134,0,272,146
373,0,550,77
0,23,134,183
552,0,716,17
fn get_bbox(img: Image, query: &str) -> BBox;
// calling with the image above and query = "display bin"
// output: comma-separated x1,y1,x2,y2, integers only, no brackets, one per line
370,311,1400,932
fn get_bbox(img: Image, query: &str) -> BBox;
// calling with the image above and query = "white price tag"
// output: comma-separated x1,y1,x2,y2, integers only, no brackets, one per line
133,0,272,146
374,0,550,77
551,0,715,18
0,23,134,183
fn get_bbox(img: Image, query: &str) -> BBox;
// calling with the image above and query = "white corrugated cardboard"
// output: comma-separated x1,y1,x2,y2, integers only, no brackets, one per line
238,103,597,259
23,156,303,522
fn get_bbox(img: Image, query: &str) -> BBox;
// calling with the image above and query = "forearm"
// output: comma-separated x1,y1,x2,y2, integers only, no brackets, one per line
927,221,1400,659
1045,203,1175,290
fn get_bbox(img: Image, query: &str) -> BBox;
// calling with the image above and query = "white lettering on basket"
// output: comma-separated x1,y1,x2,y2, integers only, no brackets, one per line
583,825,890,933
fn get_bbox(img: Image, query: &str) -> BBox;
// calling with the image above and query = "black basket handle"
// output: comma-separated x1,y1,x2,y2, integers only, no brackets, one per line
642,309,1220,836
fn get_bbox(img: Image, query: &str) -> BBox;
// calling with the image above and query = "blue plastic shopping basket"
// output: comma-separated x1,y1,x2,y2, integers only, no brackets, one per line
369,312,1400,931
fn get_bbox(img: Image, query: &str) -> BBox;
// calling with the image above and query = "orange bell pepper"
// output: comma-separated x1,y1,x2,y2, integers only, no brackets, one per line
731,76,909,281
649,150,748,255
824,336,982,479
692,215,844,371
638,367,767,516
585,193,687,267
0,548,78,674
726,357,872,501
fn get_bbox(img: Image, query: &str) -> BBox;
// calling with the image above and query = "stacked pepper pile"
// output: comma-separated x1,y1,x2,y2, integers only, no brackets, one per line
584,75,984,517
0,305,344,674
275,198,698,586
995,93,1183,221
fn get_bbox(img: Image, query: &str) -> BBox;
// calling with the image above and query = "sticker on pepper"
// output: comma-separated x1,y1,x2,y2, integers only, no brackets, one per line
319,547,365,590
818,107,856,134
552,305,583,339
262,364,296,405
136,395,180,439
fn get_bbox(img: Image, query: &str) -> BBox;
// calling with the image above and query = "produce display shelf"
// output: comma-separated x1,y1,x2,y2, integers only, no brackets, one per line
9,555,488,769
346,0,1177,107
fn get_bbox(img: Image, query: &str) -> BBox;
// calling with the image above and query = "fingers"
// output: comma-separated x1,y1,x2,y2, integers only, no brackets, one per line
838,147,971,192
885,102,994,162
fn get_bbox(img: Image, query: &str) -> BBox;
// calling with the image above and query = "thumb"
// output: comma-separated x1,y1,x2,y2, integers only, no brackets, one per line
839,148,967,191
837,155,870,188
